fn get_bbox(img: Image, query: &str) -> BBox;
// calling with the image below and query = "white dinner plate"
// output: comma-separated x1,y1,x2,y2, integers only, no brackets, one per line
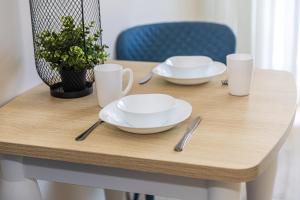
99,99,192,134
153,61,226,85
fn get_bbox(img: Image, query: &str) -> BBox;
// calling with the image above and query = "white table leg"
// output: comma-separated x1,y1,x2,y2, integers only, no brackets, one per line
246,157,278,200
208,181,241,200
104,189,127,200
0,155,42,200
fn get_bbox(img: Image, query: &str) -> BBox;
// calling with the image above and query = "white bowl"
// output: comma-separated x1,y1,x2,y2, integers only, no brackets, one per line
117,94,176,127
165,56,213,76
166,56,213,68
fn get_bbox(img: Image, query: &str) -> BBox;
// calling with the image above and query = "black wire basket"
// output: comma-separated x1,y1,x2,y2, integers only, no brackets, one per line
29,0,102,98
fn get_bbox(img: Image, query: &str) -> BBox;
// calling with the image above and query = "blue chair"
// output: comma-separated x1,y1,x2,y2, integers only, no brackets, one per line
117,22,236,64
116,22,236,200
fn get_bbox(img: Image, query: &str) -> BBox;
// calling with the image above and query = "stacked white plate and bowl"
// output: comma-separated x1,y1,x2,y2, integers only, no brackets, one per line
153,56,226,85
99,94,192,134
99,56,225,134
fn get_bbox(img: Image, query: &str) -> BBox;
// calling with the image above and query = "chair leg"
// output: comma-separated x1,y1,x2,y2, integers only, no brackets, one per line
133,193,140,200
133,193,154,200
145,194,155,200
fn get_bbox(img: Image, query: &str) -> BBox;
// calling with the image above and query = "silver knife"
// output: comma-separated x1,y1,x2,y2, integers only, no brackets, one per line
174,116,202,152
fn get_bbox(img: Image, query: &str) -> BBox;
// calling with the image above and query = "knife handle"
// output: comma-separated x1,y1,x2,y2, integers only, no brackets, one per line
174,130,193,152
174,117,202,152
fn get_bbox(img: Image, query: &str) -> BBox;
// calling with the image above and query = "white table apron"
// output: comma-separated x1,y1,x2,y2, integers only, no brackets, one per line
0,154,278,200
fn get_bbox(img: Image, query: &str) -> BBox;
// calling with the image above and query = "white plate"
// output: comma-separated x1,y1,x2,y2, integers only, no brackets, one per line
99,99,192,134
153,61,226,85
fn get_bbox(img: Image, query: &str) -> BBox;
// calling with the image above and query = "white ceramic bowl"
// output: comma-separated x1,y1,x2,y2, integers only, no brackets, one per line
166,56,213,68
117,94,176,127
165,56,213,76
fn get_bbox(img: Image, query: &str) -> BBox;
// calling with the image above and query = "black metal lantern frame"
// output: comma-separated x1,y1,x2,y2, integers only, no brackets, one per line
29,0,102,98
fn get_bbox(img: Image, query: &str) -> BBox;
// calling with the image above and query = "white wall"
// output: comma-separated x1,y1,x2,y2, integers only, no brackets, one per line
101,0,201,58
198,0,252,53
0,0,40,106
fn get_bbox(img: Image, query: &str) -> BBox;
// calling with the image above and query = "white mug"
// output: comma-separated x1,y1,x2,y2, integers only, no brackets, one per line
94,64,134,107
227,54,254,96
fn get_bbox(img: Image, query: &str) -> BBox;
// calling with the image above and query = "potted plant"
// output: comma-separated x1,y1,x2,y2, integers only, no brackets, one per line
36,16,108,92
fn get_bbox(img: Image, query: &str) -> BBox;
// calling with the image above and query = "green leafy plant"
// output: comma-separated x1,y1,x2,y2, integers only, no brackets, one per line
36,16,108,71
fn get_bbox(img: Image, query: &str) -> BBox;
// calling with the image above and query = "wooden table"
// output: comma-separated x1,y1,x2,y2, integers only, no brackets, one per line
0,61,297,200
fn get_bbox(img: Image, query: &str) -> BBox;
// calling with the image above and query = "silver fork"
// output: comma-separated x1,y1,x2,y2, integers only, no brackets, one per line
139,71,153,85
75,120,104,141
221,79,228,86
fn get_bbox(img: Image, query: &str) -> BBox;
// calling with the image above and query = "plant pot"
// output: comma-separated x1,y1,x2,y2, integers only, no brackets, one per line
59,69,87,92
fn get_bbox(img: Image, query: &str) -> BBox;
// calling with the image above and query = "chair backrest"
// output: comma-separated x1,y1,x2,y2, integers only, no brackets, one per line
116,22,236,64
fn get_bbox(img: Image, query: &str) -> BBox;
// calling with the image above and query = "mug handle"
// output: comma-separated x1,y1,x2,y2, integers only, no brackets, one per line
121,68,134,97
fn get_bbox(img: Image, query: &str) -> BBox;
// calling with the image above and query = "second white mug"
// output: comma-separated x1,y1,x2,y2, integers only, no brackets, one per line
94,64,134,107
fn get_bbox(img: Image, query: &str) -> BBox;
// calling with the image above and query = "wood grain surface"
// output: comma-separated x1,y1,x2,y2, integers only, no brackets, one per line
0,60,297,182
